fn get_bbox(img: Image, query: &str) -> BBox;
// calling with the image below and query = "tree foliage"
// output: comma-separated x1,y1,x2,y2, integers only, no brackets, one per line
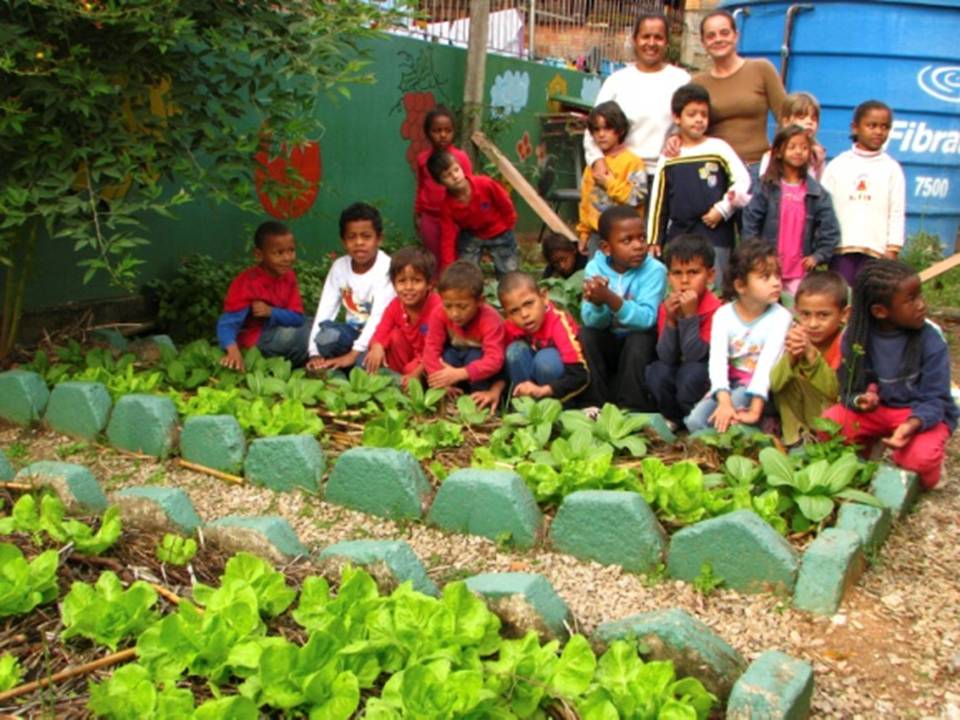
0,0,404,355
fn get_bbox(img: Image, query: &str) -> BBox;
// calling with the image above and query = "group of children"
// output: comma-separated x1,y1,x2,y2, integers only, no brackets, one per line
215,86,955,491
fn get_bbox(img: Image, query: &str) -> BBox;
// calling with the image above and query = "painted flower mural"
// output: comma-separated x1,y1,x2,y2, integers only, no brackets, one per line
254,140,322,220
399,90,437,175
490,70,529,118
580,76,602,106
515,131,532,162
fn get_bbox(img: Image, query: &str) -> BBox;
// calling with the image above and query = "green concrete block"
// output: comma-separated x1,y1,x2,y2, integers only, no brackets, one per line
44,381,112,440
595,608,746,700
0,449,13,481
325,448,430,520
115,486,202,534
635,413,677,443
870,464,920,519
793,528,865,616
181,415,246,474
91,328,128,350
727,650,814,720
465,572,572,641
836,502,892,556
427,469,542,549
206,515,307,563
668,510,799,594
149,335,176,351
0,370,50,426
244,435,324,493
318,539,438,596
106,394,178,458
549,490,666,572
15,461,107,513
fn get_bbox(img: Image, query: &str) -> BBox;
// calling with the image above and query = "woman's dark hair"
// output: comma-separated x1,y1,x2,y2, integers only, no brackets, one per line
632,12,669,39
423,105,457,138
700,9,736,36
671,83,711,116
587,101,630,143
389,245,436,282
762,124,811,185
338,202,382,237
254,220,290,249
849,99,893,142
724,237,779,301
841,259,921,396
541,232,577,263
426,150,458,184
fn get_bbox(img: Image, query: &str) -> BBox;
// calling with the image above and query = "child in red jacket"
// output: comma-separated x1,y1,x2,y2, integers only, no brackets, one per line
427,150,518,279
363,246,442,385
423,260,506,409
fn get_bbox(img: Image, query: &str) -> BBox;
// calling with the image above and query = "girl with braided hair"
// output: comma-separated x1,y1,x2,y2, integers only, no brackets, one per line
823,259,957,489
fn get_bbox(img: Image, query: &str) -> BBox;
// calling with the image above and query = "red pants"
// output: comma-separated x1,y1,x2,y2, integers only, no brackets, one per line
822,404,950,489
383,327,419,376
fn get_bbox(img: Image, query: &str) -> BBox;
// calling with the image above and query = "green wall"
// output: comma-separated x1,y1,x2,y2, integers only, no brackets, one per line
24,34,596,311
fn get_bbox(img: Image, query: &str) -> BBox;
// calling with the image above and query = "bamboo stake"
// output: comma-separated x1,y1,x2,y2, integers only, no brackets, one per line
919,251,960,283
177,459,243,485
150,582,189,608
0,648,136,703
0,482,31,491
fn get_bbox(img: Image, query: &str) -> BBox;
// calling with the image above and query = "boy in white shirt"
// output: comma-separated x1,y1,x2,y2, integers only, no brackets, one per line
306,203,396,371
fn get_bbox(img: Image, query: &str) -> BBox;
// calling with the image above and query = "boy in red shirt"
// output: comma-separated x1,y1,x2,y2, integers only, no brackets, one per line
644,234,722,428
217,221,309,372
427,150,519,278
363,246,443,384
499,271,589,405
423,260,506,409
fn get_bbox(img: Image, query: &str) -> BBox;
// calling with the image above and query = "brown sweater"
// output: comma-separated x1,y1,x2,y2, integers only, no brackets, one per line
693,59,786,164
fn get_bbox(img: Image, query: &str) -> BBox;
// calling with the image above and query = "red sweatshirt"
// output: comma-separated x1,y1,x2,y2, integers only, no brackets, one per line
423,302,505,383
438,174,518,269
415,146,473,216
370,292,443,375
221,266,304,348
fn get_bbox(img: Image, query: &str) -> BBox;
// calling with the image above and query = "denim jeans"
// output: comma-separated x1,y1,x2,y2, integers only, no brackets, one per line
312,320,360,358
684,385,754,433
442,345,493,392
644,360,709,426
257,323,311,367
458,229,519,279
505,342,563,386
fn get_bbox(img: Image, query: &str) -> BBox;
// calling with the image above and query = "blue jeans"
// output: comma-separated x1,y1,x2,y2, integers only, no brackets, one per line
684,385,754,433
258,323,311,367
458,229,519,279
645,360,709,426
313,320,360,358
505,342,563,386
442,345,494,392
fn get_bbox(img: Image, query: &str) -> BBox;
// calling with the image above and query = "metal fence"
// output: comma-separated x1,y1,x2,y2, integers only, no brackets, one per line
396,0,667,72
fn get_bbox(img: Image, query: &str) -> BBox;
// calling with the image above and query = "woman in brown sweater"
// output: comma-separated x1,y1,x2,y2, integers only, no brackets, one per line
693,10,786,170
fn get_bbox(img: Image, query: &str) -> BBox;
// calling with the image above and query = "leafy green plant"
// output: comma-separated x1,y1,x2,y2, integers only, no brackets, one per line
559,403,649,457
88,663,194,720
194,552,296,619
640,458,718,526
0,543,59,617
234,397,324,437
399,378,446,417
319,368,396,413
692,562,724,596
156,534,198,566
0,494,122,554
541,270,585,322
758,448,884,532
0,653,22,693
363,410,463,460
693,425,774,456
454,395,490,426
61,571,159,650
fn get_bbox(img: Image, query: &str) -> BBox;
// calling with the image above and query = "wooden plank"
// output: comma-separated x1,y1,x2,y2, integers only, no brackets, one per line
471,130,579,244
919,251,960,283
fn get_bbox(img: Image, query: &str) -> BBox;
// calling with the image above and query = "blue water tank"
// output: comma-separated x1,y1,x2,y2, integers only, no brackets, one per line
720,0,960,253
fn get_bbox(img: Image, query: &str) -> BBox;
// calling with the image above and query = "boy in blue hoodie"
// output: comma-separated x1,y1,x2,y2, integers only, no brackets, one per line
580,205,666,410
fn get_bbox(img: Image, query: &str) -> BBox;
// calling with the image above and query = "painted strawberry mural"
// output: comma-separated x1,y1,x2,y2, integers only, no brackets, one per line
254,140,322,219
399,90,436,174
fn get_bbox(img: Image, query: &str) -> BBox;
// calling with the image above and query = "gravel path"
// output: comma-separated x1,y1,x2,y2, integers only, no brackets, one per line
4,422,958,719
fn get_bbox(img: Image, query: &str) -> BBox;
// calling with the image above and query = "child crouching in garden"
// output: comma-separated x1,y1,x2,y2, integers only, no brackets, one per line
823,259,957,489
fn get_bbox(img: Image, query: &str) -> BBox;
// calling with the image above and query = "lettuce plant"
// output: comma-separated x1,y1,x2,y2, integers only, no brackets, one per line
61,571,159,650
0,542,58,617
0,653,22,692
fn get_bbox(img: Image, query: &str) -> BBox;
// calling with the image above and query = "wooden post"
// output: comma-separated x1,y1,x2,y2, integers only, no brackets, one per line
463,0,491,168
919,252,960,283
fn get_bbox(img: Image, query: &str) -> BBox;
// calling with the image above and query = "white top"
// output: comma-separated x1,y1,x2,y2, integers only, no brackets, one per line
583,63,691,174
308,250,395,355
820,146,906,257
708,301,792,399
